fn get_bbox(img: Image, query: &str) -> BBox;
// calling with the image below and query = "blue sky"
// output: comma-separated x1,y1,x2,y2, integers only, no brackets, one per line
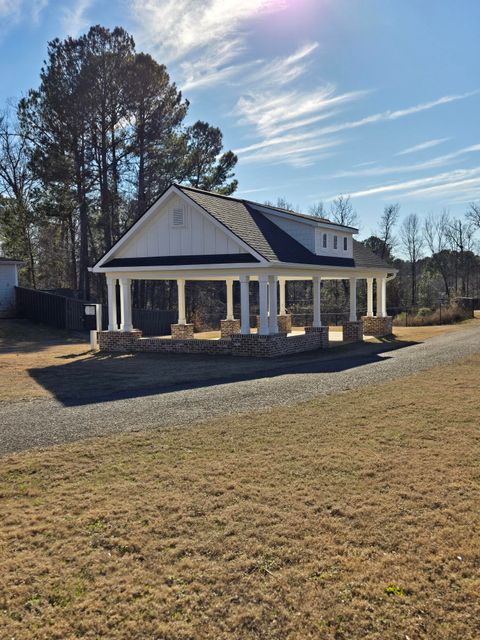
1,0,479,236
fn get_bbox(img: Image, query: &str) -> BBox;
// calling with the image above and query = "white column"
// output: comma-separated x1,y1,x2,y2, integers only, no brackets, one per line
177,278,186,324
349,277,357,322
366,278,374,317
119,277,132,332
376,277,384,317
313,275,322,327
268,275,278,334
279,278,286,315
258,275,269,335
240,275,250,334
107,277,118,331
226,278,234,320
381,277,387,317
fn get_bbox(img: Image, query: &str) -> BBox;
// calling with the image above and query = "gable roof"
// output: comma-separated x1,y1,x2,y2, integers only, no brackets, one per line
93,183,393,272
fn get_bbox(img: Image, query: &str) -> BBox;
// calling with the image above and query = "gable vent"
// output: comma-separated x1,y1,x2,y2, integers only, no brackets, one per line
172,207,185,227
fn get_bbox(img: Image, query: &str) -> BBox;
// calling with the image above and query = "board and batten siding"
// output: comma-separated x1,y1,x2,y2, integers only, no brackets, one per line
314,228,354,258
117,194,245,259
262,212,316,253
0,263,18,317
262,211,354,259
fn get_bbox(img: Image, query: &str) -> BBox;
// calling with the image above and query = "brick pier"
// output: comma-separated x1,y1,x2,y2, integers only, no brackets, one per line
361,316,393,337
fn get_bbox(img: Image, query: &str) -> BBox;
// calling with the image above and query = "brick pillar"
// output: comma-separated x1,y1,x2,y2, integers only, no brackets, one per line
98,329,142,352
220,318,241,338
171,323,194,339
362,316,393,337
277,314,292,334
342,320,363,343
305,325,329,348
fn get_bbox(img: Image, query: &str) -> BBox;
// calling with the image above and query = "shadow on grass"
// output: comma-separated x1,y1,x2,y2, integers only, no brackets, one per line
0,319,87,354
28,338,417,407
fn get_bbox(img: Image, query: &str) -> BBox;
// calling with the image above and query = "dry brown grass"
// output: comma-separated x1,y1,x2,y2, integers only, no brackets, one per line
1,353,479,639
392,318,480,342
1,318,479,405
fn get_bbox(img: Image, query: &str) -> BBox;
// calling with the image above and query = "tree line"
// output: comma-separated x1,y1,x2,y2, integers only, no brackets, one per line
275,195,480,313
1,24,479,318
0,25,237,298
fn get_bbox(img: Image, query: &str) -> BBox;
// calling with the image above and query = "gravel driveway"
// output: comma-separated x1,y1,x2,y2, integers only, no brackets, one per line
2,324,480,456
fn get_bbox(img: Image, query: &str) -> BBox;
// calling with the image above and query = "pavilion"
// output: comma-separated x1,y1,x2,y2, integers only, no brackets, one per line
92,184,396,356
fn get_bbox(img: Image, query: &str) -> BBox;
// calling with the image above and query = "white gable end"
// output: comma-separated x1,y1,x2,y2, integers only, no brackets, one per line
115,193,245,259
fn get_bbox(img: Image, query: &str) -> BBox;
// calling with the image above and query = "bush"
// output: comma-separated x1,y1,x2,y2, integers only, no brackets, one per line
393,304,470,327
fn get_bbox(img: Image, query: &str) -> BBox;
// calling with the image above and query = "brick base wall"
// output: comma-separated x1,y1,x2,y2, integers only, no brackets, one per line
362,316,393,337
137,337,232,354
231,330,327,358
342,320,363,343
171,323,194,339
220,318,241,338
277,314,292,333
97,330,143,352
98,330,231,355
98,328,330,358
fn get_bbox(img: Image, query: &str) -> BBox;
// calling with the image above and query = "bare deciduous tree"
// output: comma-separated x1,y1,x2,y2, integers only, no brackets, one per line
467,202,480,230
400,213,424,305
308,201,325,218
328,195,358,227
445,217,476,296
378,203,400,259
424,211,451,298
0,108,37,284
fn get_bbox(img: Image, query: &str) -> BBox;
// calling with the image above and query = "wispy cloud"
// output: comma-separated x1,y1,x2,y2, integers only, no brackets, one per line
235,72,476,167
330,167,480,200
0,0,48,36
396,137,450,156
61,0,93,37
130,0,286,90
307,92,477,138
332,144,480,178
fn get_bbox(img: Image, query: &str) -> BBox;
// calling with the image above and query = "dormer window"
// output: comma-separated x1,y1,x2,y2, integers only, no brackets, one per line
344,237,348,251
333,235,338,249
172,207,185,227
322,233,327,248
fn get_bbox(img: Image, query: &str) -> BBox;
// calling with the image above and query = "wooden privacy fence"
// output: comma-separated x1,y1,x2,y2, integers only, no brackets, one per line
15,287,176,336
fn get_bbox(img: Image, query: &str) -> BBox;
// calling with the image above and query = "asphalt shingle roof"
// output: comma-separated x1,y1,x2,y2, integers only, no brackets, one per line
178,185,392,271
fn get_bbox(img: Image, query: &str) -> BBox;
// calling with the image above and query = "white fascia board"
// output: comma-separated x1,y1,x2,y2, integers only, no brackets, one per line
271,261,396,272
96,262,396,276
95,262,264,274
176,188,267,263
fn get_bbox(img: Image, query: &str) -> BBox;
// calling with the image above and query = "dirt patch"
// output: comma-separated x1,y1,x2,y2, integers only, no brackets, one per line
0,354,479,639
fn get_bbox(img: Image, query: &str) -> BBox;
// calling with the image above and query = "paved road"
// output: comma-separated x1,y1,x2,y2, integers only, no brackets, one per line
2,325,480,456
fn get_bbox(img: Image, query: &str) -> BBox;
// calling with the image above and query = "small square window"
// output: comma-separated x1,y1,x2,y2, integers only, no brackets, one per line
322,233,327,248
333,235,338,249
343,237,348,251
